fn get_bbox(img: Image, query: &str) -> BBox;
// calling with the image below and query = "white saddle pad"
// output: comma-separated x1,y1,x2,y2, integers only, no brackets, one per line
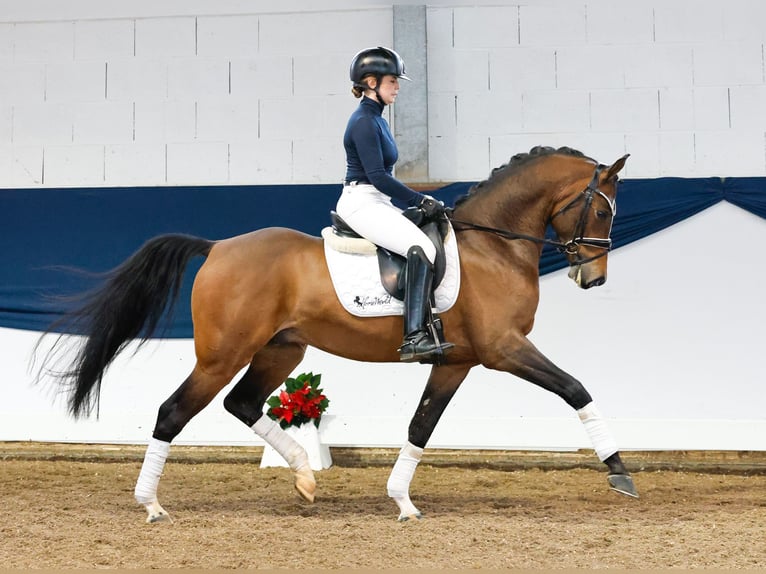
322,224,461,317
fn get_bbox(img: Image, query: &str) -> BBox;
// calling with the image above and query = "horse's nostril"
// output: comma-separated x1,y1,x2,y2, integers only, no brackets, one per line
585,277,606,289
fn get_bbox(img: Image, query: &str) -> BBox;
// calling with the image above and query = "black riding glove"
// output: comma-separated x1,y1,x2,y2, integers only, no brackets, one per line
419,195,445,219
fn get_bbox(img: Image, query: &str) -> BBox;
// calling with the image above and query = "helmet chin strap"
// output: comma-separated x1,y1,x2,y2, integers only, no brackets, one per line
371,75,385,105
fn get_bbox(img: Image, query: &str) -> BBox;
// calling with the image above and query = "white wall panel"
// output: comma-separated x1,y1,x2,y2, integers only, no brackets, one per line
259,96,325,140
623,133,659,177
556,46,628,90
74,19,134,60
518,4,586,46
0,144,42,185
293,137,343,183
624,45,694,88
230,56,293,98
12,103,71,144
585,1,654,45
105,143,165,185
106,59,167,101
693,43,764,87
135,17,195,59
427,93,455,139
590,89,659,132
167,58,229,100
453,6,519,49
653,0,725,44
729,85,766,130
427,49,489,93
259,10,391,55
134,101,195,143
0,105,10,142
456,92,522,135
489,48,555,93
658,88,694,130
44,144,103,186
197,99,259,143
723,0,766,42
45,60,105,102
522,90,590,132
692,87,730,130
429,133,488,181
294,53,350,96
694,130,766,176
0,63,44,103
197,15,259,58
72,101,133,144
166,141,228,184
13,22,73,61
0,23,13,61
658,131,696,175
229,140,293,184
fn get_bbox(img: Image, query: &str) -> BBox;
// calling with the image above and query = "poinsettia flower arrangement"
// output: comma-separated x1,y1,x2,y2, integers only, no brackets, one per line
266,372,329,430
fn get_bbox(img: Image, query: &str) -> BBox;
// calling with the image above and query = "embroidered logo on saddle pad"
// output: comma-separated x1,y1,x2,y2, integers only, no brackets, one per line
322,225,461,318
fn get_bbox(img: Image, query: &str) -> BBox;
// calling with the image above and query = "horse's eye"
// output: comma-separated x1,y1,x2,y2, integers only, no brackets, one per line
595,210,609,220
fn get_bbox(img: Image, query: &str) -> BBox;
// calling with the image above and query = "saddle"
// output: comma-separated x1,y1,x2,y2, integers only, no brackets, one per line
328,207,449,301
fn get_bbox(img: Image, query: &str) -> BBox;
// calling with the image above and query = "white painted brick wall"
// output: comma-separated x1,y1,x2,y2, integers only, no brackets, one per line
105,143,166,185
44,144,103,186
45,60,105,102
196,15,259,58
74,19,134,60
0,144,42,185
1,1,766,187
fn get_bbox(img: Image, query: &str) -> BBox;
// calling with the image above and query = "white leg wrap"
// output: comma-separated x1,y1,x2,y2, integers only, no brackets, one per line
252,416,309,471
577,402,618,462
387,442,423,498
387,442,424,519
134,437,170,505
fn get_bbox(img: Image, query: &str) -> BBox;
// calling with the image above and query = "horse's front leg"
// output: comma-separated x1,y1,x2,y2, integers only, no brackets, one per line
387,364,471,521
491,337,638,498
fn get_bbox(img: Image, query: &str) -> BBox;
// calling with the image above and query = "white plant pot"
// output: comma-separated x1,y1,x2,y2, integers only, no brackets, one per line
260,421,332,470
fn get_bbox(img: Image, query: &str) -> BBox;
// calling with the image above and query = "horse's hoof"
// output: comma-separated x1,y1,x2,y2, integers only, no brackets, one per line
608,473,639,498
397,511,423,522
144,500,173,524
147,511,173,524
294,467,316,503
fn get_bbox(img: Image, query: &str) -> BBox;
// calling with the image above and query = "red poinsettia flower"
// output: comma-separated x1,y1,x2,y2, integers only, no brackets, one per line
265,373,330,430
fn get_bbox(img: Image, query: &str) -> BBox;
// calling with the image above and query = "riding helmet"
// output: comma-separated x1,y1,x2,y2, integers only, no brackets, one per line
349,46,411,83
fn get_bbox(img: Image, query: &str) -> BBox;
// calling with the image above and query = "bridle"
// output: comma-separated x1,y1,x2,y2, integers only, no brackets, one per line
449,164,616,265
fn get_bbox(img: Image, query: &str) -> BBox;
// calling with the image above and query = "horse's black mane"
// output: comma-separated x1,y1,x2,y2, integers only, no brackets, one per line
454,145,595,206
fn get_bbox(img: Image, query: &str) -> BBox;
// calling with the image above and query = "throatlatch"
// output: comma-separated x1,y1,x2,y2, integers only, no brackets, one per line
398,245,453,364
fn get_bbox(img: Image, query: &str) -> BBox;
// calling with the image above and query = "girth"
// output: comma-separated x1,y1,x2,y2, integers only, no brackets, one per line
329,207,449,301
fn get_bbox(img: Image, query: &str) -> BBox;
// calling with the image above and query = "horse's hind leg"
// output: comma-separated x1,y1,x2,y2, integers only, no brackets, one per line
135,364,237,523
222,340,316,502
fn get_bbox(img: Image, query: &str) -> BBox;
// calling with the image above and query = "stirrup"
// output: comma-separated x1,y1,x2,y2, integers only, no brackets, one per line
398,331,454,364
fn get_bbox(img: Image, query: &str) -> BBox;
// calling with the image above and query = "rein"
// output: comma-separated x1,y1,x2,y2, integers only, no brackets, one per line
448,165,614,265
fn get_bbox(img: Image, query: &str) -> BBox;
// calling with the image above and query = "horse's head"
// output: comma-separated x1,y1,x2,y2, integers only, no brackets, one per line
549,154,629,289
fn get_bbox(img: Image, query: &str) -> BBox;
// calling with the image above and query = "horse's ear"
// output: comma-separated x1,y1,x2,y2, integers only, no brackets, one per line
605,154,630,180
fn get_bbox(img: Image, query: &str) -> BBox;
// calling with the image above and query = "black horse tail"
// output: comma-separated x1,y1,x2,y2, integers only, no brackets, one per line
38,234,213,419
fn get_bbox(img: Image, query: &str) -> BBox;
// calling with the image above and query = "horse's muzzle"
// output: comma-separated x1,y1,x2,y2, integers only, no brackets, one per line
568,264,606,289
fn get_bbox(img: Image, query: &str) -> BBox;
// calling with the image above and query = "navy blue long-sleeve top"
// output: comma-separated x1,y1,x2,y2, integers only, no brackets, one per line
343,96,422,207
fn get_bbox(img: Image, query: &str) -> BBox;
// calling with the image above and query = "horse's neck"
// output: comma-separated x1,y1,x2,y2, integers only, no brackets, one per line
456,173,552,238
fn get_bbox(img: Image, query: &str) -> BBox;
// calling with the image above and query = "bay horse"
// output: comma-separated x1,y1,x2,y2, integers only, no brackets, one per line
39,145,635,523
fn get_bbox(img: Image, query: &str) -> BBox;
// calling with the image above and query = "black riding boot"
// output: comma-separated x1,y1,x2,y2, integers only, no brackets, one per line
398,246,454,363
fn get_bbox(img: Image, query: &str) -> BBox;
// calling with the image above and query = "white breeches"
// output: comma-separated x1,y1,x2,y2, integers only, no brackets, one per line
336,184,436,264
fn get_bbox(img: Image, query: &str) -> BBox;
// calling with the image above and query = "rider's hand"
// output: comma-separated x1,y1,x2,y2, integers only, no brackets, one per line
419,195,445,219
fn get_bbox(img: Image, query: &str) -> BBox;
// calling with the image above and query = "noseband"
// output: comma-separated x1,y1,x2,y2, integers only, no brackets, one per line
549,164,615,264
449,164,616,265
